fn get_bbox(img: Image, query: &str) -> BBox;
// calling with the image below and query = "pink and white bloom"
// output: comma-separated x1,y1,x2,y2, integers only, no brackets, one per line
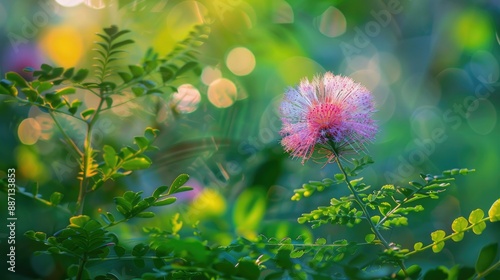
280,72,377,163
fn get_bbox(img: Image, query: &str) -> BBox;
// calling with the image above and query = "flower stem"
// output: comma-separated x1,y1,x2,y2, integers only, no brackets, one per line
332,149,408,276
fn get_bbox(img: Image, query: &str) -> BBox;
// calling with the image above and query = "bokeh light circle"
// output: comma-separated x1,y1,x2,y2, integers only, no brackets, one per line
470,50,499,83
226,47,256,76
39,26,83,67
208,78,237,108
349,69,380,90
410,106,445,139
84,0,105,9
170,84,201,113
467,99,497,135
56,0,84,7
201,66,222,85
371,52,401,84
18,118,42,145
317,6,346,37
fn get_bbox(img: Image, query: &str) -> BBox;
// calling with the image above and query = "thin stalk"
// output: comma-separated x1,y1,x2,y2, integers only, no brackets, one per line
76,255,88,280
75,93,105,215
331,148,408,276
49,111,83,158
473,259,500,280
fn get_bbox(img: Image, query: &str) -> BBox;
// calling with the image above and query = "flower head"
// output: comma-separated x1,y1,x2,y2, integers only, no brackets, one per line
280,72,377,163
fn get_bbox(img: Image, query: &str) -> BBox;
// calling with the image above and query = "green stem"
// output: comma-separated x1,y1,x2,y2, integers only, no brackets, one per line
473,259,500,280
76,255,88,280
331,148,408,276
75,93,105,215
404,217,491,257
49,111,83,158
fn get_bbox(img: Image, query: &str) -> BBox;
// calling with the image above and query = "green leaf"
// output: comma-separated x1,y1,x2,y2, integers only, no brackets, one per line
176,61,198,76
121,155,152,170
6,72,29,88
290,250,305,258
135,212,155,218
72,69,89,83
431,230,446,253
469,209,487,235
350,177,363,187
81,108,95,120
152,185,169,198
114,245,126,257
132,243,149,257
414,242,423,250
171,186,193,194
233,188,266,233
111,39,134,49
55,87,76,95
63,67,74,78
378,202,392,216
451,216,468,241
365,234,375,243
118,72,133,83
152,197,177,206
469,209,485,223
128,65,144,78
334,174,345,181
34,231,47,241
49,192,64,206
489,198,500,222
131,86,145,96
235,260,260,280
476,243,498,274
144,127,159,141
315,238,326,245
160,66,175,83
169,174,189,194
69,215,91,228
103,145,117,167
371,215,380,224
134,136,149,150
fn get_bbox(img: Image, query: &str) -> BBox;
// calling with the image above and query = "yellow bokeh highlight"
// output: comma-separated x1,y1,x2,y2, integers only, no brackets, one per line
187,188,227,219
39,25,84,67
18,118,41,145
15,146,49,182
208,78,237,108
226,47,256,76
453,9,492,50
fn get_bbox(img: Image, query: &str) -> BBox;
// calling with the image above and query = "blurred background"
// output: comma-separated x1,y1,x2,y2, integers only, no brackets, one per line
1,0,500,278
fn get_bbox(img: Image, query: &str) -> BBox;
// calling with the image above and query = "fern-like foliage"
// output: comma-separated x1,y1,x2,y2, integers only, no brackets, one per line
93,25,134,83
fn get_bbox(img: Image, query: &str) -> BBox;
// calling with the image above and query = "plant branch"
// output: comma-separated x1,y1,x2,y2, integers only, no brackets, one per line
331,147,408,276
75,92,106,215
473,259,500,280
404,217,491,257
49,111,83,158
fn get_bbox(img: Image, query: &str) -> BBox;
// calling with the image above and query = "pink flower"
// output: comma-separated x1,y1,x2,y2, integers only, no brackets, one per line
280,72,377,163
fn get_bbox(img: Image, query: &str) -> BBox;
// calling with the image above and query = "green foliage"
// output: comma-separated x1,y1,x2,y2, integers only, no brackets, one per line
407,199,500,258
